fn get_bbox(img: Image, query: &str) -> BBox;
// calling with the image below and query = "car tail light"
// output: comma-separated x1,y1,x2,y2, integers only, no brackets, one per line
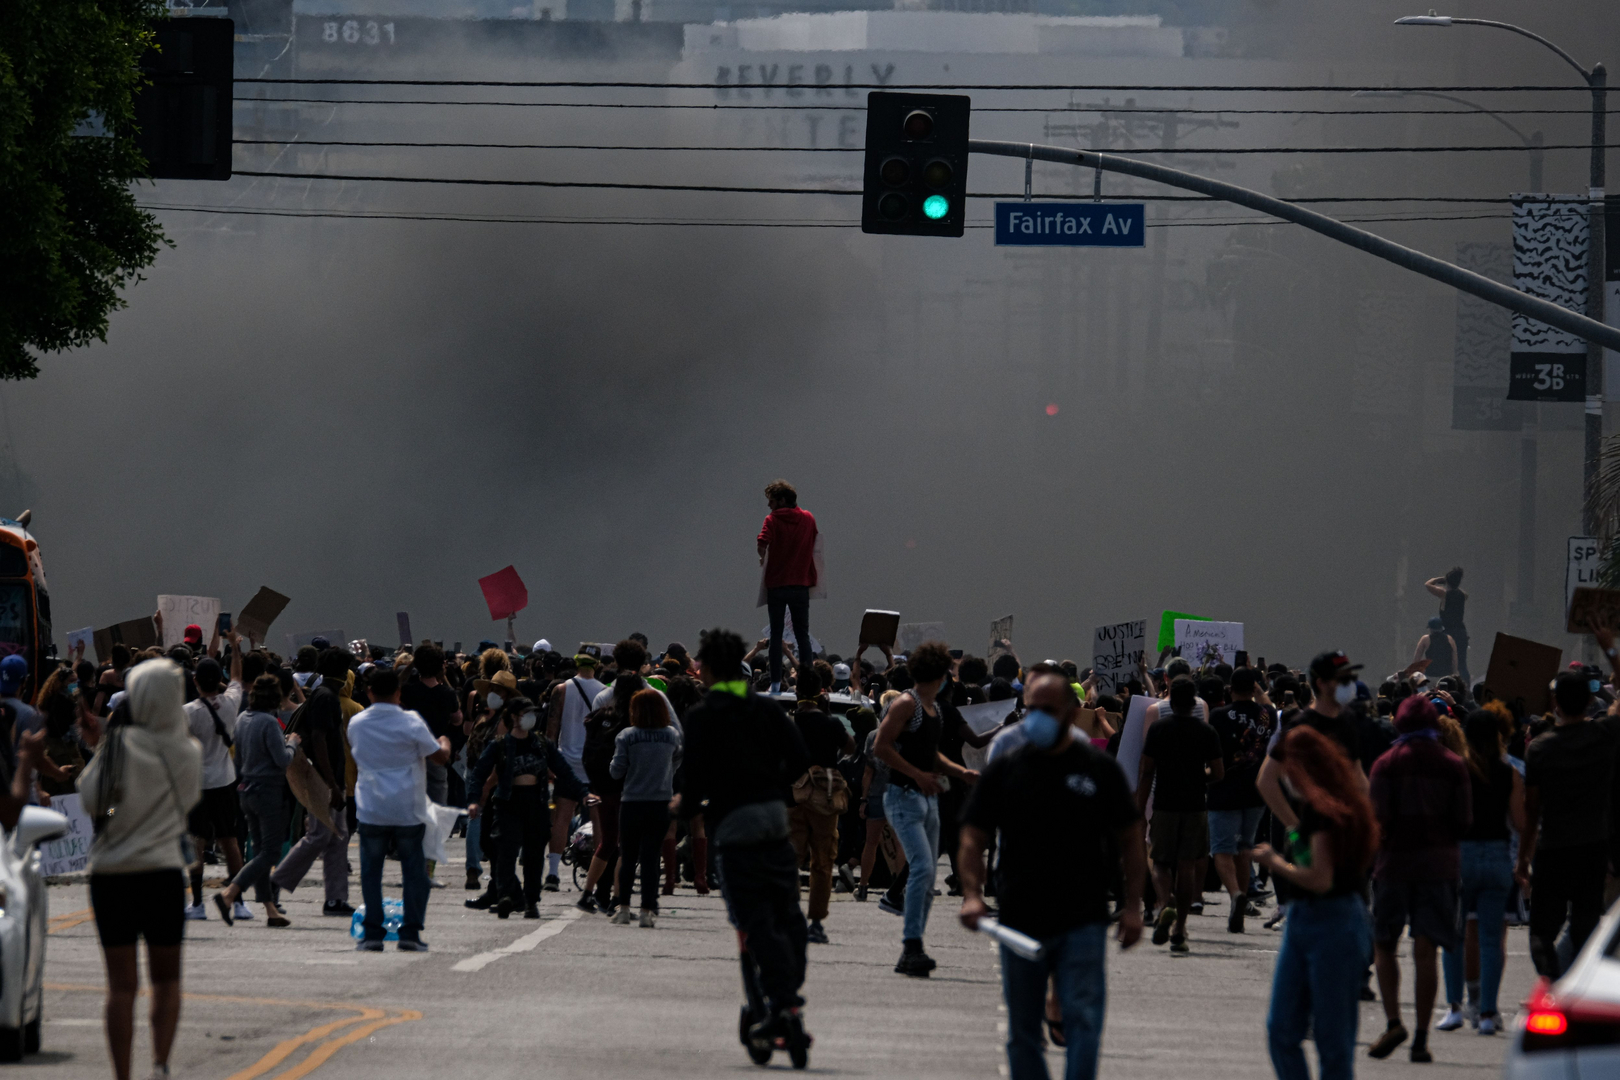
1520,978,1620,1052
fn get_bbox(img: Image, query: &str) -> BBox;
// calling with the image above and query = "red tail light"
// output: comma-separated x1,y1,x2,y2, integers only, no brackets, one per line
1525,1011,1568,1036
1520,977,1620,1052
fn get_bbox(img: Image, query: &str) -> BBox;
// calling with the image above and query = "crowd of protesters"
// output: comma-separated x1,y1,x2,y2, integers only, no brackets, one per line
11,513,1619,1080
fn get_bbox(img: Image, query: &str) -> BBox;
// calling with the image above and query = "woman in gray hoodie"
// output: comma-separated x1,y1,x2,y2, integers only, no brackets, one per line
609,688,682,928
212,674,300,927
78,659,202,1080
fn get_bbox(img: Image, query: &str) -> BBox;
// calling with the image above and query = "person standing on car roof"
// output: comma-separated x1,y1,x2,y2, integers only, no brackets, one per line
757,479,819,696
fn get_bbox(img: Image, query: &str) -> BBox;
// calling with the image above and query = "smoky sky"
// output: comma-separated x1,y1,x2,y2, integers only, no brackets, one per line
4,0,1616,672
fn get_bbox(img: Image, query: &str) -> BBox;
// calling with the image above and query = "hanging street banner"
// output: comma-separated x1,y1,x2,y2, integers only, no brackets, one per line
1508,195,1588,402
994,202,1145,247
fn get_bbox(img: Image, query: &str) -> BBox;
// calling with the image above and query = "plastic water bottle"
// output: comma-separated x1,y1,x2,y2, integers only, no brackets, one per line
348,899,405,941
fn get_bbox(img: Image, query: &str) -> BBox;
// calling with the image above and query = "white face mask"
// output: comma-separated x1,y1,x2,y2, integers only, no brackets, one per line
486,691,504,711
517,711,537,734
1333,682,1357,707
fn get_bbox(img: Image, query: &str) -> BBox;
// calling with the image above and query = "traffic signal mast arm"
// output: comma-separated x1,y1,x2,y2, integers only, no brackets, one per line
967,138,1620,355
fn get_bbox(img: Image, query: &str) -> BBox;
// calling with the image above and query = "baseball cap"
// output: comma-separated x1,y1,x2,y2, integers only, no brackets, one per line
1427,615,1445,632
311,636,330,651
574,654,599,669
533,639,551,654
1308,650,1363,682
832,662,851,685
184,624,203,644
0,654,27,695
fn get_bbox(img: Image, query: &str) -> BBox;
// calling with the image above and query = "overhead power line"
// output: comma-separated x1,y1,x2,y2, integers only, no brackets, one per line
236,78,1609,93
232,97,1602,116
232,138,1602,154
226,170,1516,204
139,202,1514,229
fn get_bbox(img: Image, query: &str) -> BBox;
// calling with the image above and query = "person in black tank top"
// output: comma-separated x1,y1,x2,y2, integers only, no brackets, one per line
1412,616,1458,681
1425,567,1471,687
873,642,979,978
1438,710,1523,1033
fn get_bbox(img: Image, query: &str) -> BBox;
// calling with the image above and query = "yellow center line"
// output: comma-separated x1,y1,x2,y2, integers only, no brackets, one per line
47,908,95,933
43,984,418,1080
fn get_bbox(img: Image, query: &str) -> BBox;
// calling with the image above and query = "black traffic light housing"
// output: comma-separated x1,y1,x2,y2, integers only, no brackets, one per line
134,18,234,181
861,92,971,237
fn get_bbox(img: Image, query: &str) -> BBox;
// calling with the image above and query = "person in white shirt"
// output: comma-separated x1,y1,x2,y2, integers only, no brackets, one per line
544,654,605,890
182,637,245,921
347,667,451,952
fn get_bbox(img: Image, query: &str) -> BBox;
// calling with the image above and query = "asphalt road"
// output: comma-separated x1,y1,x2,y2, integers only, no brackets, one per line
33,854,1526,1079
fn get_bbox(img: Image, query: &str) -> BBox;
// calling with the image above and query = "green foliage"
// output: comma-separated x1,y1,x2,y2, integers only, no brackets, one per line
0,0,168,379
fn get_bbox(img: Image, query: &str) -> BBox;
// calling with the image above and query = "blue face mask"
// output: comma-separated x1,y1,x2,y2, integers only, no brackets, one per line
1023,708,1062,750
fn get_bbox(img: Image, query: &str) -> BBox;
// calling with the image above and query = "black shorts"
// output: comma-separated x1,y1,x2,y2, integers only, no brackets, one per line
188,784,239,841
90,870,186,948
1372,877,1460,950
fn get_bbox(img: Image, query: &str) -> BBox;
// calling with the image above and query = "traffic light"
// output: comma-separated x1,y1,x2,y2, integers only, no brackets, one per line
134,18,234,181
861,92,970,237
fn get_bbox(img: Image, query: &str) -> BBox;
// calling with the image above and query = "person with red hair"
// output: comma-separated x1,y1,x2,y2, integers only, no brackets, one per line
1252,725,1379,1080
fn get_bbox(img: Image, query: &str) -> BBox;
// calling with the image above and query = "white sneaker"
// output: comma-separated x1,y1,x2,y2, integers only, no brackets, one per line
639,910,657,929
146,1064,170,1080
611,907,634,925
1436,1008,1465,1031
429,879,446,889
1464,999,1480,1027
1478,1015,1499,1036
232,902,254,921
183,904,207,921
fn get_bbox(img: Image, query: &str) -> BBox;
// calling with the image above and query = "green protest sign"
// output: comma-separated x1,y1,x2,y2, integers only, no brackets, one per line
1157,611,1209,653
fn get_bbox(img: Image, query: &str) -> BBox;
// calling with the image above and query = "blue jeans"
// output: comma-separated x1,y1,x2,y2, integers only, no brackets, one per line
1001,922,1108,1080
883,786,939,943
1442,839,1512,1015
1267,892,1371,1080
766,585,811,685
466,815,482,876
358,822,429,943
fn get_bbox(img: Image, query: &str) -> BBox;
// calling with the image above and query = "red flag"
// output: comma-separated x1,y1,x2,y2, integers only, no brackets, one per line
478,565,528,621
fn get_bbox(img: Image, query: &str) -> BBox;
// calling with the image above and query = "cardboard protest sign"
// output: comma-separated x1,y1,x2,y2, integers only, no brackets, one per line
988,615,1015,662
896,622,946,656
1175,620,1244,666
235,587,290,644
859,610,900,650
1093,620,1146,694
959,699,1018,772
478,565,528,621
65,626,94,656
157,595,219,648
285,747,335,832
1566,586,1620,635
1157,611,1208,654
396,612,413,648
1484,632,1562,716
39,793,92,878
93,617,158,665
1113,695,1153,794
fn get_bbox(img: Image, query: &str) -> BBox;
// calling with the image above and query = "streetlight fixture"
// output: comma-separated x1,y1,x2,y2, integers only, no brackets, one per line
1395,13,1607,542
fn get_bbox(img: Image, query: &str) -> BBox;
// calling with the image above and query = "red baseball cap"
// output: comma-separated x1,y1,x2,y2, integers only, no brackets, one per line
183,624,203,644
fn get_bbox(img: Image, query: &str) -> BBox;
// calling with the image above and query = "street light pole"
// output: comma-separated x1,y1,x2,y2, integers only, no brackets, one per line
1395,15,1607,539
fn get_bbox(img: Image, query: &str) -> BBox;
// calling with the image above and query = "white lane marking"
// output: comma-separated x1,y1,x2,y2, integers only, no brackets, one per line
48,1019,101,1027
452,909,583,972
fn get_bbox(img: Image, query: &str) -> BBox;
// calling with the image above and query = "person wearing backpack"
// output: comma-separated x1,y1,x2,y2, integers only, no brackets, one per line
788,668,854,945
469,697,586,919
577,668,642,912
181,641,245,921
545,654,604,892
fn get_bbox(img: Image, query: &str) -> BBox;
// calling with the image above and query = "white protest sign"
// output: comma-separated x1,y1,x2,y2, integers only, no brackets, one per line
958,700,1019,772
1174,619,1244,666
66,627,94,656
1113,695,1153,794
157,595,220,649
1092,620,1146,694
1568,536,1600,624
40,794,93,878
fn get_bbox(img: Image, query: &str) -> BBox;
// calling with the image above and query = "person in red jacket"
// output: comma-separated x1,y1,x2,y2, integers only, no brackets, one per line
757,480,818,694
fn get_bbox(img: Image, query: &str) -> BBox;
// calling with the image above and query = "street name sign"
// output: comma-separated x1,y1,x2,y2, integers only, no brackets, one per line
994,202,1145,247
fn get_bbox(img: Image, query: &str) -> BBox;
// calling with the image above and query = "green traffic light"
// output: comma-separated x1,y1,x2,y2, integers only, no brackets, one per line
922,194,949,220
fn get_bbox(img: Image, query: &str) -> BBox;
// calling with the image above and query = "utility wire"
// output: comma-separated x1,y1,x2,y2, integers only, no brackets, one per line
236,78,1610,92
139,203,1514,229
230,97,1602,115
226,171,1518,204
232,138,1602,154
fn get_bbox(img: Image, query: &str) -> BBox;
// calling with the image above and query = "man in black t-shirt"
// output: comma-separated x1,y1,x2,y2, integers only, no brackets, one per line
1137,676,1223,954
399,643,463,807
960,673,1143,1080
1257,651,1365,837
1206,667,1276,932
